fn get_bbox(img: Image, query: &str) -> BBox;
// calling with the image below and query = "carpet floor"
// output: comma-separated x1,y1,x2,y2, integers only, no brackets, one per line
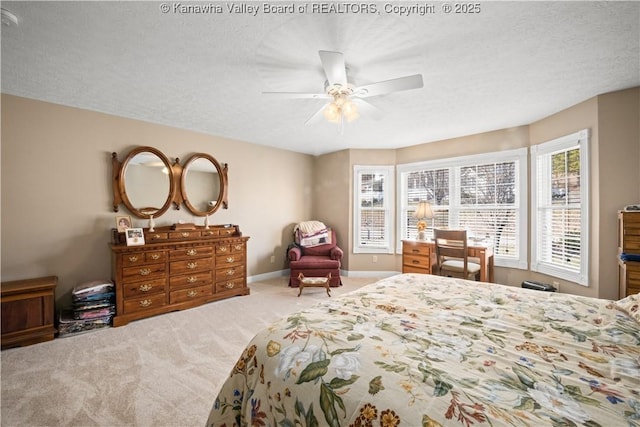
1,275,382,427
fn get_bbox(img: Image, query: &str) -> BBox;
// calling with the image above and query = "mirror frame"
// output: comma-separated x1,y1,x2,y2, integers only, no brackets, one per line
181,153,228,217
112,146,229,219
112,146,176,219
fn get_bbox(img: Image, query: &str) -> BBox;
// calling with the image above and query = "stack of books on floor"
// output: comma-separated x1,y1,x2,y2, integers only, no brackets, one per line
57,280,115,337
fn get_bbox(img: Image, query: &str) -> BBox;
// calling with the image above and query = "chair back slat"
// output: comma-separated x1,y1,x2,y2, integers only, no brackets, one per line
433,229,479,281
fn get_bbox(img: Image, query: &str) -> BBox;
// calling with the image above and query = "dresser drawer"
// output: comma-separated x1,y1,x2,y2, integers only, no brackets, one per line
123,277,166,298
169,271,212,289
200,229,220,238
145,232,169,242
215,278,244,293
123,293,166,314
216,242,245,255
219,228,237,238
170,246,213,260
170,230,200,240
403,264,431,274
216,252,245,267
170,285,213,304
403,242,430,257
215,266,244,281
122,263,166,282
170,258,213,275
403,254,431,271
122,251,167,267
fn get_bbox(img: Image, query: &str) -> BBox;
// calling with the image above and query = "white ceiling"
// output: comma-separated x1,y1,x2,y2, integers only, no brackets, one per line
2,1,639,155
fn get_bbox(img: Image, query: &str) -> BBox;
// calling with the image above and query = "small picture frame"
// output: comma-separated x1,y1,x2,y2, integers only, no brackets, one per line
116,215,132,232
125,227,145,246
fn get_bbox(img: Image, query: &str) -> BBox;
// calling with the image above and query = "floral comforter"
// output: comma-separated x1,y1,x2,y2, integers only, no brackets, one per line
206,274,640,427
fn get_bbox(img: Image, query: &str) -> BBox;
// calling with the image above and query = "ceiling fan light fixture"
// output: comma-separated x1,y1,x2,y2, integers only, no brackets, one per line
323,102,341,123
342,100,359,122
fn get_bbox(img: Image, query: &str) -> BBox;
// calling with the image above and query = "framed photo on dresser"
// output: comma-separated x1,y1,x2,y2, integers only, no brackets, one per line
116,215,132,232
125,228,145,246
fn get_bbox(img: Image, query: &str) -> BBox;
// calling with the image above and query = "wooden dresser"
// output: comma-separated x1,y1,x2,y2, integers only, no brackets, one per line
111,224,249,326
1,276,57,349
618,211,640,298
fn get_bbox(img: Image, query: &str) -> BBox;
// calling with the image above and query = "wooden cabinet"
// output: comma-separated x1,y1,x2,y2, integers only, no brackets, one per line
618,211,640,298
402,240,432,274
111,224,249,326
1,276,57,349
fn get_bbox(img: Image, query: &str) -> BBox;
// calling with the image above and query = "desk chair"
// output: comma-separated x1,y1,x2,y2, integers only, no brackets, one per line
434,229,481,281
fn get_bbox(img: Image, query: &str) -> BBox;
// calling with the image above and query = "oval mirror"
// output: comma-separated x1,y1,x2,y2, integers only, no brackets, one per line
182,153,227,216
118,146,174,218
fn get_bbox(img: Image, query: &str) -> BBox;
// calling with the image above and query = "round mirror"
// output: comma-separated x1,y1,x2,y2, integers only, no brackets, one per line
182,153,227,216
118,146,174,218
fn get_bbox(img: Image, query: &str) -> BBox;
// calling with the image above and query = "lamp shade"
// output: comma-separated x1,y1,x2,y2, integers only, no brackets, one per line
412,201,433,220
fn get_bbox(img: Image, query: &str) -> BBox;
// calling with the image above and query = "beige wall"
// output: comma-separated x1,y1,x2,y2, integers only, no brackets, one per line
1,94,313,305
3,87,639,305
316,88,639,299
345,149,397,272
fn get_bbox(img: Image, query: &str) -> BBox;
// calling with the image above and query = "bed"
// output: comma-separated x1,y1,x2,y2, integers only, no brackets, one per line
206,273,640,427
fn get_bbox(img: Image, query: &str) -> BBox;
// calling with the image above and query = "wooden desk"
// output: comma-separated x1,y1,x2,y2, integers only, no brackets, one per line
402,240,494,283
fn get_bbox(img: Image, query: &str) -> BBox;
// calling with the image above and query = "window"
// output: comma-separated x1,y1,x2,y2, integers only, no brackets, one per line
397,148,527,268
531,129,589,285
353,165,394,253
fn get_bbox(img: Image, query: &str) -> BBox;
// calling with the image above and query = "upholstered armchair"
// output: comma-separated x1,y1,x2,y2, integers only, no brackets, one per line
288,228,343,288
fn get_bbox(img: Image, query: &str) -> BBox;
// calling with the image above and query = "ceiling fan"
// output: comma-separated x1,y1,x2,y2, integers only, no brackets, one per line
262,50,424,128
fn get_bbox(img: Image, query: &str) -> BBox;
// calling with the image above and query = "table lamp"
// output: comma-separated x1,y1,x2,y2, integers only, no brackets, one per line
412,201,433,241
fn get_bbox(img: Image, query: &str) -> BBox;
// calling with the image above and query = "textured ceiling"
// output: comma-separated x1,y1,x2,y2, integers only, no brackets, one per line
2,1,639,155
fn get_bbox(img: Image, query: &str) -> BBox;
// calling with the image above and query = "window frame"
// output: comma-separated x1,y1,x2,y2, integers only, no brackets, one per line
396,148,528,269
530,129,589,285
353,165,395,254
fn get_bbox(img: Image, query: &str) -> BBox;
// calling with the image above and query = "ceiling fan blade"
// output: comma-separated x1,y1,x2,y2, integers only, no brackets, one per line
351,98,384,121
304,104,328,125
319,50,347,86
356,74,424,98
262,92,330,100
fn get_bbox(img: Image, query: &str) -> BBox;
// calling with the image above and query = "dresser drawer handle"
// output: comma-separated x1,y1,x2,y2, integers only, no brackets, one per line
128,255,139,262
186,249,198,256
181,232,190,237
187,276,197,283
139,283,153,292
224,229,233,235
187,290,198,298
218,246,228,252
152,234,162,240
139,299,152,307
226,268,236,276
234,245,243,251
412,249,420,253
412,260,420,264
203,231,214,236
187,262,198,269
226,256,235,263
225,282,235,289
139,268,152,276
150,254,161,260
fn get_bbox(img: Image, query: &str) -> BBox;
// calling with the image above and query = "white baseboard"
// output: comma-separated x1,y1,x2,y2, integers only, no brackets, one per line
247,269,400,283
247,270,288,283
342,270,400,278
